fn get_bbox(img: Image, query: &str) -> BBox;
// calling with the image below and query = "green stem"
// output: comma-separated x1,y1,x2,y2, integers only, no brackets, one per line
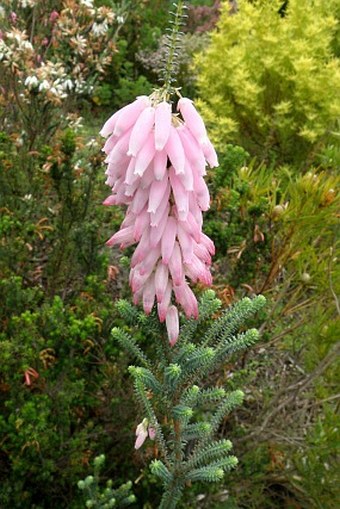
162,0,186,94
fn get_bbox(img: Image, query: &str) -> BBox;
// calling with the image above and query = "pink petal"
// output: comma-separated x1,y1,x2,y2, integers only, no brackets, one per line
186,254,212,286
148,427,156,440
194,241,212,265
177,125,206,175
134,132,156,177
193,172,210,211
113,96,150,137
150,184,171,226
138,244,161,276
133,287,143,305
173,282,198,319
166,305,179,346
140,164,155,189
133,207,149,241
161,216,177,264
100,109,121,138
124,157,138,186
130,269,152,293
134,429,148,449
155,261,169,302
124,178,139,197
155,101,172,151
103,194,117,206
148,174,169,214
165,126,185,175
178,159,194,191
169,241,184,286
200,232,215,255
106,225,135,247
131,227,150,267
178,97,208,145
177,224,194,264
150,204,169,248
179,211,201,243
103,133,118,155
189,193,203,228
169,167,189,220
107,128,132,166
157,281,172,322
143,274,156,315
128,106,155,157
202,137,219,167
131,187,149,214
153,149,168,181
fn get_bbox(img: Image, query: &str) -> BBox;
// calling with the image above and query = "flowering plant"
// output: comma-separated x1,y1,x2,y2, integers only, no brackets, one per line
100,2,266,507
0,0,129,145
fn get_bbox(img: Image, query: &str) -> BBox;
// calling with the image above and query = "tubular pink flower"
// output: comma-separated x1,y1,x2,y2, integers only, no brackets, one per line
168,241,184,286
161,216,177,264
202,138,219,168
178,97,208,144
173,283,198,319
143,275,156,315
128,106,155,157
169,167,189,220
101,94,218,345
131,187,149,215
157,282,172,322
166,126,185,175
134,132,156,176
135,419,149,449
178,126,207,175
166,305,180,346
113,96,150,137
153,149,168,181
177,224,194,264
150,186,171,226
155,101,172,151
155,262,169,302
133,207,149,241
148,174,169,213
149,204,170,247
106,225,135,247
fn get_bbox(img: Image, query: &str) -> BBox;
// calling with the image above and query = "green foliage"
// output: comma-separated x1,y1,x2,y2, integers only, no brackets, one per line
196,0,340,166
114,290,266,507
77,454,136,508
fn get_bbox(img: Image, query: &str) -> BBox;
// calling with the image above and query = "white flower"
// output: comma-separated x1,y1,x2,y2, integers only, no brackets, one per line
39,80,50,92
80,0,94,7
117,15,124,24
21,40,34,52
25,75,39,90
63,79,73,91
19,0,37,8
91,21,108,37
86,138,98,148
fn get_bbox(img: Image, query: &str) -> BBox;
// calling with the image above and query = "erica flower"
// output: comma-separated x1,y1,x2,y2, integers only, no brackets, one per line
135,418,156,449
24,367,39,386
100,93,218,345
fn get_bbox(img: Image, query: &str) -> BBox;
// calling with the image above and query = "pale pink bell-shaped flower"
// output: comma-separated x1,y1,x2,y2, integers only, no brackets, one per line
128,106,155,157
155,101,172,151
100,93,218,346
178,97,208,145
135,418,155,449
166,305,180,346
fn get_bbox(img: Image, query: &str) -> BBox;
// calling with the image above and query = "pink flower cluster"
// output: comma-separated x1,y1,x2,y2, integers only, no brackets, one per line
100,94,218,345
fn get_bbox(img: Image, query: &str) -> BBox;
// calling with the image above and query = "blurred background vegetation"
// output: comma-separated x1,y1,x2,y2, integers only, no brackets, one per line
0,0,339,508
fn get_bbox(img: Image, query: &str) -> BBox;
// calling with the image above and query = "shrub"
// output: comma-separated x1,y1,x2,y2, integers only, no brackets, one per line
196,0,340,166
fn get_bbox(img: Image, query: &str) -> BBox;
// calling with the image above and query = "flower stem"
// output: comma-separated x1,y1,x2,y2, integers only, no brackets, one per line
162,0,187,95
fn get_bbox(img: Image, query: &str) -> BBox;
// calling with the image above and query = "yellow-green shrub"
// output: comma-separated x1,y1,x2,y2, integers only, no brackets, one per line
196,0,340,166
